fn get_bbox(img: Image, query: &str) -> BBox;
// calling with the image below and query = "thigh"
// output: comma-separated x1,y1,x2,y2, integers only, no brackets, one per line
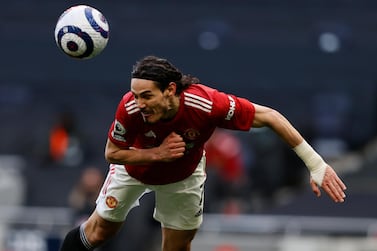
153,156,206,230
96,164,150,222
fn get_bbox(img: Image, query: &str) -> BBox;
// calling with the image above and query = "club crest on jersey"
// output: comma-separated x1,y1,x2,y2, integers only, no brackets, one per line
183,128,200,140
105,196,118,209
225,95,236,120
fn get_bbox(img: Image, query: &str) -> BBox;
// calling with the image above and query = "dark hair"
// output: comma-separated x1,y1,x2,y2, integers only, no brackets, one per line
131,55,200,95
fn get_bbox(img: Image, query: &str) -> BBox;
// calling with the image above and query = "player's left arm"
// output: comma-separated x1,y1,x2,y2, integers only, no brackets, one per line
251,103,347,203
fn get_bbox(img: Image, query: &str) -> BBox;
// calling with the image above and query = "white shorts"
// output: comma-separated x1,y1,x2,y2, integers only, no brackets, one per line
95,155,207,230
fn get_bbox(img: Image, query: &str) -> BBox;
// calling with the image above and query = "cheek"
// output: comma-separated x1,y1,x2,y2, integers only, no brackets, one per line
154,103,167,113
148,98,165,111
155,101,171,116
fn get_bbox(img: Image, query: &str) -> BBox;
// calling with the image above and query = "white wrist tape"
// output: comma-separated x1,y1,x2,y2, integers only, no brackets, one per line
293,140,327,185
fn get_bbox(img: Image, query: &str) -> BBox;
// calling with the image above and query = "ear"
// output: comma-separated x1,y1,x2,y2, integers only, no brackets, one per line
165,82,177,96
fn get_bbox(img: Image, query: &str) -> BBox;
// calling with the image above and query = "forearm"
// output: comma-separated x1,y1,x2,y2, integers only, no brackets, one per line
268,111,327,185
253,104,303,147
269,112,327,184
105,132,186,165
105,146,162,165
252,104,327,185
268,112,303,148
105,138,162,165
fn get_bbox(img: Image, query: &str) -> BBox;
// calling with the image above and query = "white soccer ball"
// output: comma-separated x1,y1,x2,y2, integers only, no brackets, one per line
54,5,109,59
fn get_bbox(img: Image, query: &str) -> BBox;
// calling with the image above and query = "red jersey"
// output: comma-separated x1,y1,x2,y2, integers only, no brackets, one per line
108,84,255,185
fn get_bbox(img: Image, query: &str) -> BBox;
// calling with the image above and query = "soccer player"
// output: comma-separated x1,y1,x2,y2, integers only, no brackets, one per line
59,55,347,251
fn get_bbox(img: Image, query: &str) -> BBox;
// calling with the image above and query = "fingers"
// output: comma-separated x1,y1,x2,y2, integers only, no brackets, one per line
167,132,186,154
318,167,347,203
159,132,186,161
323,180,347,203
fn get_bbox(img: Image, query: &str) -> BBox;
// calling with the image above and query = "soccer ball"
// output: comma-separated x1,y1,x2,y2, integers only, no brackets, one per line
54,5,109,59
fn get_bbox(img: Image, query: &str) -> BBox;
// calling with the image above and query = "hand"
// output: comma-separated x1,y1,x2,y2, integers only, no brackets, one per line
157,132,186,162
310,166,347,203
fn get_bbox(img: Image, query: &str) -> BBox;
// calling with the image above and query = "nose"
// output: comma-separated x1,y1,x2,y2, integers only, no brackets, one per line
135,99,146,109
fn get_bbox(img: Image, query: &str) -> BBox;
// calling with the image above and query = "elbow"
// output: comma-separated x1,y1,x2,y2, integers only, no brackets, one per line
253,106,280,128
264,108,286,130
267,108,283,125
104,150,113,163
104,139,124,164
105,153,124,165
104,148,119,164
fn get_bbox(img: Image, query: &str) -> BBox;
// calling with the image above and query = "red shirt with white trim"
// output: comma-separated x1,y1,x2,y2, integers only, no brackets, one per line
108,84,255,185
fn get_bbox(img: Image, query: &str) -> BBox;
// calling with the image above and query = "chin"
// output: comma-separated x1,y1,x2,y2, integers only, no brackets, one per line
145,116,159,124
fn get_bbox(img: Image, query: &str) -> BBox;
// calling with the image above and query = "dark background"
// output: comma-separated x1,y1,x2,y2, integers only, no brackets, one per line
2,0,376,154
1,1,377,248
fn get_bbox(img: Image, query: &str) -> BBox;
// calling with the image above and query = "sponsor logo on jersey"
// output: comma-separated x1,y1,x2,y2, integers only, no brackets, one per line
105,196,118,208
184,92,212,113
225,95,235,120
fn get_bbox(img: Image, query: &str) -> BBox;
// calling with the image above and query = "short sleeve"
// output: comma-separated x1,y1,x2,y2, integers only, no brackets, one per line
211,91,255,131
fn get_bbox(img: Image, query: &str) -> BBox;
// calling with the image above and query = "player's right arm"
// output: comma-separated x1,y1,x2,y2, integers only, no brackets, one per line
105,132,186,165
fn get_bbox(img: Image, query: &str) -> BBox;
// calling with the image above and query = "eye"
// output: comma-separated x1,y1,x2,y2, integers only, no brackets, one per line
141,94,153,100
132,91,154,101
133,94,138,100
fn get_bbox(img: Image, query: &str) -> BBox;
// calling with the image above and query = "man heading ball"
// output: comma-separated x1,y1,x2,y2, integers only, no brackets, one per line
59,55,347,251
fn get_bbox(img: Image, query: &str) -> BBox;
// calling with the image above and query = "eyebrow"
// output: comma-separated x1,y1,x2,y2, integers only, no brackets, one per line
131,90,153,96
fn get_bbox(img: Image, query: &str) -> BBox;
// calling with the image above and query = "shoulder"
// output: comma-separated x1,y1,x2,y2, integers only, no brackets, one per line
184,83,218,97
182,84,218,113
118,92,139,115
182,83,246,120
184,83,242,109
183,83,230,104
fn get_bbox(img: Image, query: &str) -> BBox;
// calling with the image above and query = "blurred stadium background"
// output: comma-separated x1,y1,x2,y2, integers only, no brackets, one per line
1,0,377,250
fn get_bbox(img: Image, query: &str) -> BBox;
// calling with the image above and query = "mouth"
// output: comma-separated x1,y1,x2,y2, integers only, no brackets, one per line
141,110,155,121
141,110,152,117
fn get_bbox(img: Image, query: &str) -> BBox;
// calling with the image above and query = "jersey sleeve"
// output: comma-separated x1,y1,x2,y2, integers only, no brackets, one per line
107,93,136,148
211,90,255,131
